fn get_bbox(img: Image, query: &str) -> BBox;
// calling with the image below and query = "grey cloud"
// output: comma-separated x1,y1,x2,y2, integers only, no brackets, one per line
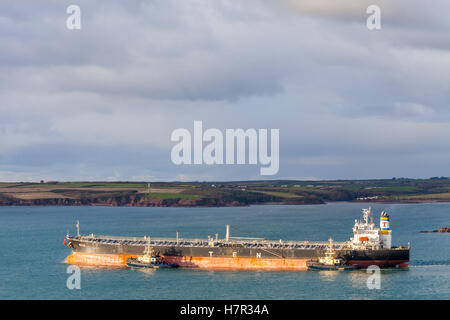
276,0,450,30
0,0,450,181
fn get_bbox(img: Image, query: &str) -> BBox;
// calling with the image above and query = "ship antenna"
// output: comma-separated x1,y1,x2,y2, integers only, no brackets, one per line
76,220,80,237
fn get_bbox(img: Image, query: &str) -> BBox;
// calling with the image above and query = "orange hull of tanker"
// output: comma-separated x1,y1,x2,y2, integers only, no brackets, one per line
66,252,135,266
66,252,309,271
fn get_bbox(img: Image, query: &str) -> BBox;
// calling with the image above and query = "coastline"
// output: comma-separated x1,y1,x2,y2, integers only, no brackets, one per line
3,198,450,208
4,179,450,208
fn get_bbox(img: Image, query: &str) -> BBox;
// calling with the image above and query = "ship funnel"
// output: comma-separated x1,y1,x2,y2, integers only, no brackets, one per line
225,225,230,241
380,211,390,230
379,210,392,249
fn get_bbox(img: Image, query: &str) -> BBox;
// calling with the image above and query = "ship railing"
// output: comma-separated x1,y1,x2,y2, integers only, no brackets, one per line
74,234,353,249
73,234,409,251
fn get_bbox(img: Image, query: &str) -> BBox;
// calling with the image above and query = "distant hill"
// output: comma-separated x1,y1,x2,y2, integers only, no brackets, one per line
1,178,450,207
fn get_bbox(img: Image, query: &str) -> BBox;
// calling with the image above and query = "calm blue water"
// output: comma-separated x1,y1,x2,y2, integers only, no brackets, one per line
0,203,449,299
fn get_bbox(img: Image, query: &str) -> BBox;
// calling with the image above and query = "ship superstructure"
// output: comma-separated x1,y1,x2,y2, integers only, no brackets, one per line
126,237,179,269
136,237,156,264
65,208,409,270
350,208,392,249
318,238,341,266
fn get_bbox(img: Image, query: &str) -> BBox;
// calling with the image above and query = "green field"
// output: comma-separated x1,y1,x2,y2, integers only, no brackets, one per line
399,193,450,200
0,182,148,189
248,190,302,198
147,193,201,200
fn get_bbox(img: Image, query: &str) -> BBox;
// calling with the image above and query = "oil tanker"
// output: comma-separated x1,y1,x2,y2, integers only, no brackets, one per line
65,208,410,270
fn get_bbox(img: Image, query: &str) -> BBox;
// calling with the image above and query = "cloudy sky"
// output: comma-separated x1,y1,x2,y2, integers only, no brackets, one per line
0,0,449,181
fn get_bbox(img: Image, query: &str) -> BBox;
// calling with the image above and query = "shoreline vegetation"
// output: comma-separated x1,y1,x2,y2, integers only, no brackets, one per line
420,227,450,233
3,177,450,207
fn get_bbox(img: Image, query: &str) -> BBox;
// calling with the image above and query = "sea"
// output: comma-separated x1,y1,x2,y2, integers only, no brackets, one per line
0,203,449,299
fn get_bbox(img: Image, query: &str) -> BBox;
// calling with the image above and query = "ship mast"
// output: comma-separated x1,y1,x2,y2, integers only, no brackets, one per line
144,236,153,256
326,237,335,258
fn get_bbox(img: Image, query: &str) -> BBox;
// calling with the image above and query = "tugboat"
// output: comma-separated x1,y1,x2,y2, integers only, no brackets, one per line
307,238,360,271
126,237,178,269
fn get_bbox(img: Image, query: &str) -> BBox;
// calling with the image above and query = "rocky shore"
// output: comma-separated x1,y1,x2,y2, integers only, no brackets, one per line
0,193,322,207
420,227,450,233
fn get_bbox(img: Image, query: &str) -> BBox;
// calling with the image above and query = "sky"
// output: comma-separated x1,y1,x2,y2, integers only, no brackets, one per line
0,0,449,182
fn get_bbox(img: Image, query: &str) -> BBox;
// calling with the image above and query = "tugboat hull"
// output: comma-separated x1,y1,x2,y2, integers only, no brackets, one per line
126,258,179,269
307,263,361,271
